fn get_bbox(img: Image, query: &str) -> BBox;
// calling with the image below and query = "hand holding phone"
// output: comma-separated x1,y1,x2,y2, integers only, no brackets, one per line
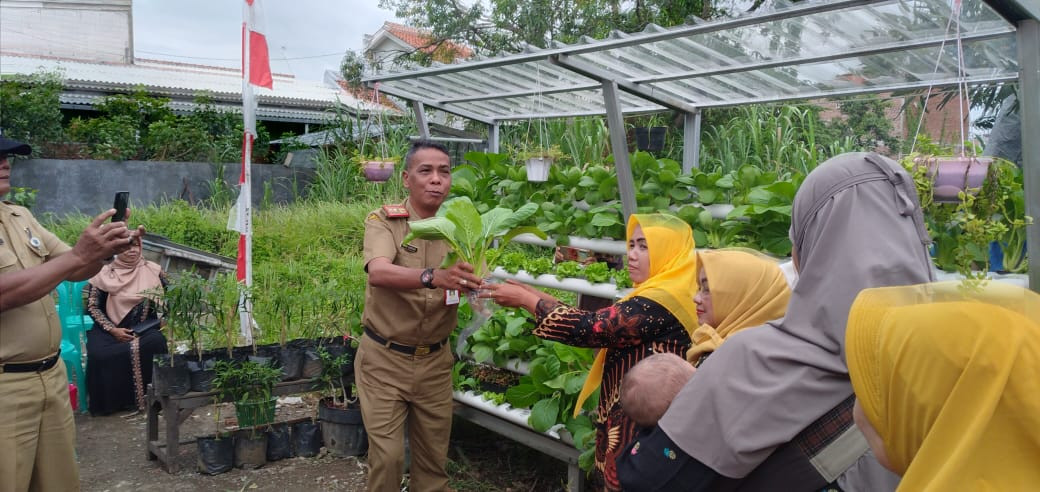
112,191,129,222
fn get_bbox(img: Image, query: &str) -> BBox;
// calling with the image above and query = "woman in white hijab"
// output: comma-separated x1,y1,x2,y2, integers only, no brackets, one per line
616,152,933,491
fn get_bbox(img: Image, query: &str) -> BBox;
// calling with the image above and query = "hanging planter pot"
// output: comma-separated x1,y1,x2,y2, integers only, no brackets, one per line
363,160,395,182
634,127,667,152
916,156,991,203
524,157,553,182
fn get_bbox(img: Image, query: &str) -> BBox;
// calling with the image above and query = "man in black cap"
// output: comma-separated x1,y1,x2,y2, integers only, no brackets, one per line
0,135,143,491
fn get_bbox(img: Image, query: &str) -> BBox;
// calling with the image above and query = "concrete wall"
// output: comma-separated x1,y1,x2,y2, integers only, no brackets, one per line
10,159,315,218
0,0,133,64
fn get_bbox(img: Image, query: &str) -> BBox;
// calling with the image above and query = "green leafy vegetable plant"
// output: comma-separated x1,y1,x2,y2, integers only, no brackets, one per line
402,197,547,278
554,261,583,280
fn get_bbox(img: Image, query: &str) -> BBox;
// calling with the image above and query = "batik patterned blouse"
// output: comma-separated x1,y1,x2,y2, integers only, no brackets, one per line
534,296,692,491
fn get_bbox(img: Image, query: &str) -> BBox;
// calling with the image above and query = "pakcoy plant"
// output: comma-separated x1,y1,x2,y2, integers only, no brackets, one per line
402,196,547,279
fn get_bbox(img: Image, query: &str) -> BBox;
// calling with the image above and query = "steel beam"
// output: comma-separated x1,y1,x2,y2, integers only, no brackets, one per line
602,81,638,220
368,84,495,125
488,123,500,153
552,54,698,113
412,101,430,139
630,28,1013,84
1018,19,1040,291
683,111,702,173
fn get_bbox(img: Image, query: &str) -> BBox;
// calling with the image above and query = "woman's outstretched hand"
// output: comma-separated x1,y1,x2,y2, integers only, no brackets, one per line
479,279,549,314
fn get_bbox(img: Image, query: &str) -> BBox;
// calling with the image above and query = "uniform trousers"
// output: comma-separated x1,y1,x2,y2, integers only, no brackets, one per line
0,358,80,492
356,333,454,492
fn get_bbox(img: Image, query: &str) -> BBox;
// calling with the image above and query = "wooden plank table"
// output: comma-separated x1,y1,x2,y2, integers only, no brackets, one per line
145,378,318,473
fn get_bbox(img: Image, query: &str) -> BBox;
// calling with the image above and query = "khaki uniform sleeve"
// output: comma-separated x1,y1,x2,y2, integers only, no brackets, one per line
363,210,397,270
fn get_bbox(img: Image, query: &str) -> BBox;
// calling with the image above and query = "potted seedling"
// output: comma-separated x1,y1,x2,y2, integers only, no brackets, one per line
149,271,206,395
633,114,669,152
315,348,367,456
517,145,565,182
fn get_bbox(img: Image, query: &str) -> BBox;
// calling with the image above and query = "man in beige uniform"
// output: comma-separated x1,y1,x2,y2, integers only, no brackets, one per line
357,141,482,492
0,136,141,492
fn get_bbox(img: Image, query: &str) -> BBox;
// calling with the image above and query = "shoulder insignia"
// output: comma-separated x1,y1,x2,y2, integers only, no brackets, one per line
366,212,382,222
382,204,409,218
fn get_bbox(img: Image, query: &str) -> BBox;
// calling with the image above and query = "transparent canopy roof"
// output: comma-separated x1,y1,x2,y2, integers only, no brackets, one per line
364,0,1018,121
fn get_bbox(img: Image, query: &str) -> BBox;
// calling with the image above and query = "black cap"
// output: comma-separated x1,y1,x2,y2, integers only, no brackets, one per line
0,136,32,156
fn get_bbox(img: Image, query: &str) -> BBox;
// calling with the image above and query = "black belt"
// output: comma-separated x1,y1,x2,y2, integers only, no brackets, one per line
364,326,446,356
1,351,61,374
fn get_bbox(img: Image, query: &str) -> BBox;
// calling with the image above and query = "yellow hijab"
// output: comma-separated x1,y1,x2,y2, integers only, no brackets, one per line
686,250,790,363
847,282,1040,491
574,213,698,416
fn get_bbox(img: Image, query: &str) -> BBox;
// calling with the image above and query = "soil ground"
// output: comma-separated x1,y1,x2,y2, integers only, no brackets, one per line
75,394,571,491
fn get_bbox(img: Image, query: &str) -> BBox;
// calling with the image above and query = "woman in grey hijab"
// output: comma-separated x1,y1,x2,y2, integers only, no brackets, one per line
616,152,933,491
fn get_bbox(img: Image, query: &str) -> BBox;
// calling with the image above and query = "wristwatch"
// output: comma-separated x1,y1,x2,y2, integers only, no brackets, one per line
420,268,436,289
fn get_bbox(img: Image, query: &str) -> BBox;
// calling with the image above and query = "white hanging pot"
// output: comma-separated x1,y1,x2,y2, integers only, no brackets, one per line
524,157,553,182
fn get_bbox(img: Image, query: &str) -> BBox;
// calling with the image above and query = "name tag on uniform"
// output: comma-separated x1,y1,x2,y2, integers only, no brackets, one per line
445,289,460,305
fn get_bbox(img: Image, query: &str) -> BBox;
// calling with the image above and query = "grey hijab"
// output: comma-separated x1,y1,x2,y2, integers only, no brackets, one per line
659,152,933,478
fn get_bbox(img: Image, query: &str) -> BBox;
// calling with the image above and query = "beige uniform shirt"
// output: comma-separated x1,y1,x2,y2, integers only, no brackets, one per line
361,199,457,346
0,201,71,363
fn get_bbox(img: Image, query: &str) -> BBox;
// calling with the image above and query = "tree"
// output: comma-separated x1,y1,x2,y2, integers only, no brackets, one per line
374,0,732,63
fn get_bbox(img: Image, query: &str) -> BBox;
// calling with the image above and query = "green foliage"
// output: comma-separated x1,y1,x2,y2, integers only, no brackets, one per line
3,186,37,209
316,347,354,405
826,96,901,152
379,0,726,60
155,270,208,359
902,149,1031,278
404,196,546,277
212,359,282,404
582,262,611,283
0,71,65,154
340,49,367,89
701,104,860,176
203,273,243,357
554,261,582,279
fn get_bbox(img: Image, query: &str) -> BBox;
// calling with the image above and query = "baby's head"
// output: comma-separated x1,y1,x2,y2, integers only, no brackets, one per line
621,353,696,428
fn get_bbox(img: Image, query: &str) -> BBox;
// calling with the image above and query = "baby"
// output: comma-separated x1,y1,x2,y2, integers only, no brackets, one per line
620,352,696,428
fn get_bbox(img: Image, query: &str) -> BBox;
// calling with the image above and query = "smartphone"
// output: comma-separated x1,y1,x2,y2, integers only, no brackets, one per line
111,191,129,222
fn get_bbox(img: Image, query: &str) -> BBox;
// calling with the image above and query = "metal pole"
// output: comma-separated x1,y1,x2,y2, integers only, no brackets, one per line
683,110,702,173
413,101,430,139
489,123,500,153
602,81,637,221
1017,19,1040,292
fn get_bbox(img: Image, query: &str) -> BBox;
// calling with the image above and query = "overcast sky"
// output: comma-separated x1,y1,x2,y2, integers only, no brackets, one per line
133,0,398,82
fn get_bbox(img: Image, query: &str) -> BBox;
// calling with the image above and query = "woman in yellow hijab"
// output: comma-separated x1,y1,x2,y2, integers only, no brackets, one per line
847,281,1040,490
483,213,698,491
687,250,790,366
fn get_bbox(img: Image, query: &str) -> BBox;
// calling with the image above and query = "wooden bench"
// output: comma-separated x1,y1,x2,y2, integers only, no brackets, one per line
145,378,318,473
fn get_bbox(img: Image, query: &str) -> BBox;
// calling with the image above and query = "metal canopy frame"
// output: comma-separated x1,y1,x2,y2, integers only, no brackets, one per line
364,0,1039,291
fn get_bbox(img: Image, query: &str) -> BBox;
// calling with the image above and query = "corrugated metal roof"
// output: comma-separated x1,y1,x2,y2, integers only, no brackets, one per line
1,54,391,123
